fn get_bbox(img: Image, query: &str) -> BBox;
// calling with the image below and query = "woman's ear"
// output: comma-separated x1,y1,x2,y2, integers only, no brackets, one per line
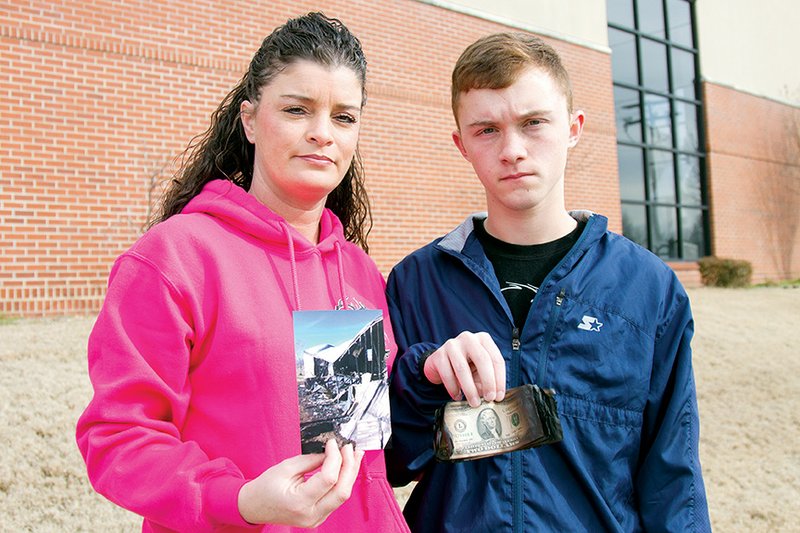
240,100,256,144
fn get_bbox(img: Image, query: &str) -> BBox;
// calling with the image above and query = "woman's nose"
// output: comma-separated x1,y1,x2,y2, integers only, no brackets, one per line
306,117,334,146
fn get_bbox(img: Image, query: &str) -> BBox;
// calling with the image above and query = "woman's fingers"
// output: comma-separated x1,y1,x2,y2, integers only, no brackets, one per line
313,443,364,514
301,439,344,500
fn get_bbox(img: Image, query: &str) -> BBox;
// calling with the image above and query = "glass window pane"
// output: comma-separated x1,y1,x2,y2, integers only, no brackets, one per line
618,145,646,201
678,154,702,205
643,93,673,147
674,101,699,152
681,207,706,259
609,28,639,86
622,203,648,247
651,206,678,259
638,0,666,38
667,0,694,47
671,48,696,99
615,86,642,143
640,38,669,92
607,0,635,28
609,0,705,261
648,149,676,203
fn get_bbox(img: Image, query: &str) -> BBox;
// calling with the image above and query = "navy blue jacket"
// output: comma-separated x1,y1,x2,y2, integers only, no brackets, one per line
386,213,710,532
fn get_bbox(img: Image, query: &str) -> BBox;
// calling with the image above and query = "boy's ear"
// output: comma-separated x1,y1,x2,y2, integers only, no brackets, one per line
452,129,470,160
568,110,585,148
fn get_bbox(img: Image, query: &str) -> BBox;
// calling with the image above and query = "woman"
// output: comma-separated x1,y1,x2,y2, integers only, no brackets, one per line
76,13,408,532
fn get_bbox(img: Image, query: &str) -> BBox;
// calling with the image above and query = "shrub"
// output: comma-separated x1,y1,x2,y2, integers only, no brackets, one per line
698,256,753,287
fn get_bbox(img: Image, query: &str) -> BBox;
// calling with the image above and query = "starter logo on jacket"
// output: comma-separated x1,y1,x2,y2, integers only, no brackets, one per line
577,315,603,332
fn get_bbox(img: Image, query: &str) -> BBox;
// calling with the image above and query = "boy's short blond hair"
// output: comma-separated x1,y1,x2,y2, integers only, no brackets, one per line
451,33,574,126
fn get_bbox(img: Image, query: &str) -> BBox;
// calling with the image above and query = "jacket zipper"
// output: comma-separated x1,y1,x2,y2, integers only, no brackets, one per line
511,325,522,533
536,289,566,386
513,289,566,532
511,327,521,386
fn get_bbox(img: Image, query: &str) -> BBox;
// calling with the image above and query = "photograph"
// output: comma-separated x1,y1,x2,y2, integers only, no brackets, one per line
294,309,391,453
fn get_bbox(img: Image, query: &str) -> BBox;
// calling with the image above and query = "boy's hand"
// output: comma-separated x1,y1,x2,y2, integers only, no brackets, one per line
423,331,506,407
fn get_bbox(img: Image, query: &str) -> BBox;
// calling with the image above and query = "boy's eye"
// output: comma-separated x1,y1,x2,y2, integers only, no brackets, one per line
479,127,497,135
526,119,543,127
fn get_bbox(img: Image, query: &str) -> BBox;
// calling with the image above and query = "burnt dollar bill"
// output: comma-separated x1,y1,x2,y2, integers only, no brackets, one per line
433,384,562,461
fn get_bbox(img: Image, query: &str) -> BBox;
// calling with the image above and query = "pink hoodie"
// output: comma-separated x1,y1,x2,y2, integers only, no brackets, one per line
76,180,409,532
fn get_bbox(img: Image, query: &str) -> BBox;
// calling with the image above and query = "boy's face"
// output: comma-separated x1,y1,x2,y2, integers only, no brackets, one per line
452,67,584,218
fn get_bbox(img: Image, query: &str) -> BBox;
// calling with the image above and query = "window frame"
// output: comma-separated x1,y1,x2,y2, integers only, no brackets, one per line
608,0,709,261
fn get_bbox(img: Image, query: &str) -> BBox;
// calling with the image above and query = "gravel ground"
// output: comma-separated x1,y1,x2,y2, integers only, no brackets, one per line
0,286,797,532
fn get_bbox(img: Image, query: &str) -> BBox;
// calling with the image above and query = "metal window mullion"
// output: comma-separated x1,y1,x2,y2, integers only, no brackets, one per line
663,5,685,259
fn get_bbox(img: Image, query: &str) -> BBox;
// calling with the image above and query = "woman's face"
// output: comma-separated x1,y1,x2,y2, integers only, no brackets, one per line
241,59,363,213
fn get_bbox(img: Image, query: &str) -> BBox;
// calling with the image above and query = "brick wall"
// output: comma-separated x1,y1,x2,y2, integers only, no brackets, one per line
1,0,618,317
703,82,800,283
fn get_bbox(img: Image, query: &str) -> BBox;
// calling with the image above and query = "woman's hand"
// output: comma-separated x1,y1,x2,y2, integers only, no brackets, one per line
238,439,364,528
423,331,506,407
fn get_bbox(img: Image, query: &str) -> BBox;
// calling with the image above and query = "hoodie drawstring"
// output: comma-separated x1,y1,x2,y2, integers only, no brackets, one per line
281,222,348,311
333,241,347,309
281,223,302,311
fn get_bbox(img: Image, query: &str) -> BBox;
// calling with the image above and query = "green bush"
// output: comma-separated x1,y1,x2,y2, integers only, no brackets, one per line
698,256,753,287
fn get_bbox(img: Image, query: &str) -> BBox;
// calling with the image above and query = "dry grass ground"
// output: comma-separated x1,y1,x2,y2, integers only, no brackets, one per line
0,286,797,532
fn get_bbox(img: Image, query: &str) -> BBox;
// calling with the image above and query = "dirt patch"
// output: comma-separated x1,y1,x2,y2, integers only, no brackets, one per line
1,286,797,531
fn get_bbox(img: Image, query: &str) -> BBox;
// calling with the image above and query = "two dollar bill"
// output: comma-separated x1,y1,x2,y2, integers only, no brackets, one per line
433,384,563,461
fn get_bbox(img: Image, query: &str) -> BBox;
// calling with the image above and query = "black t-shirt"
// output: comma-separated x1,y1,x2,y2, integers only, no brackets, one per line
473,217,585,330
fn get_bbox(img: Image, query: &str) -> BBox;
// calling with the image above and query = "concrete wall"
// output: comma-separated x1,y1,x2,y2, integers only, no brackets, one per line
414,0,609,50
696,0,800,105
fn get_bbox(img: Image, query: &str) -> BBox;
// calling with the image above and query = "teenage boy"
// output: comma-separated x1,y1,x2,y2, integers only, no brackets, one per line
385,32,711,532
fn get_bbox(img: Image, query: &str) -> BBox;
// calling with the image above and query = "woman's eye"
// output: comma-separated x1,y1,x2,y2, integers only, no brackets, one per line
335,114,357,124
283,107,306,115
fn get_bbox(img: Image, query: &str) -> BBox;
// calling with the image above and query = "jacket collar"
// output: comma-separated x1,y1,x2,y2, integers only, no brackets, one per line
438,210,602,255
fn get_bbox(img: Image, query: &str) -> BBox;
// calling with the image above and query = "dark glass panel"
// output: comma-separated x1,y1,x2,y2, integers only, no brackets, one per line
607,0,635,28
618,145,646,201
614,86,642,143
674,101,699,152
681,207,706,259
667,0,694,47
648,149,676,203
622,203,648,247
609,28,639,86
637,0,666,38
640,38,669,92
643,93,673,148
677,154,702,205
671,48,696,99
651,205,678,259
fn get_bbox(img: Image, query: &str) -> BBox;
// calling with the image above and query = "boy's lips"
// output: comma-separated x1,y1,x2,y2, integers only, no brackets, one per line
501,171,533,180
